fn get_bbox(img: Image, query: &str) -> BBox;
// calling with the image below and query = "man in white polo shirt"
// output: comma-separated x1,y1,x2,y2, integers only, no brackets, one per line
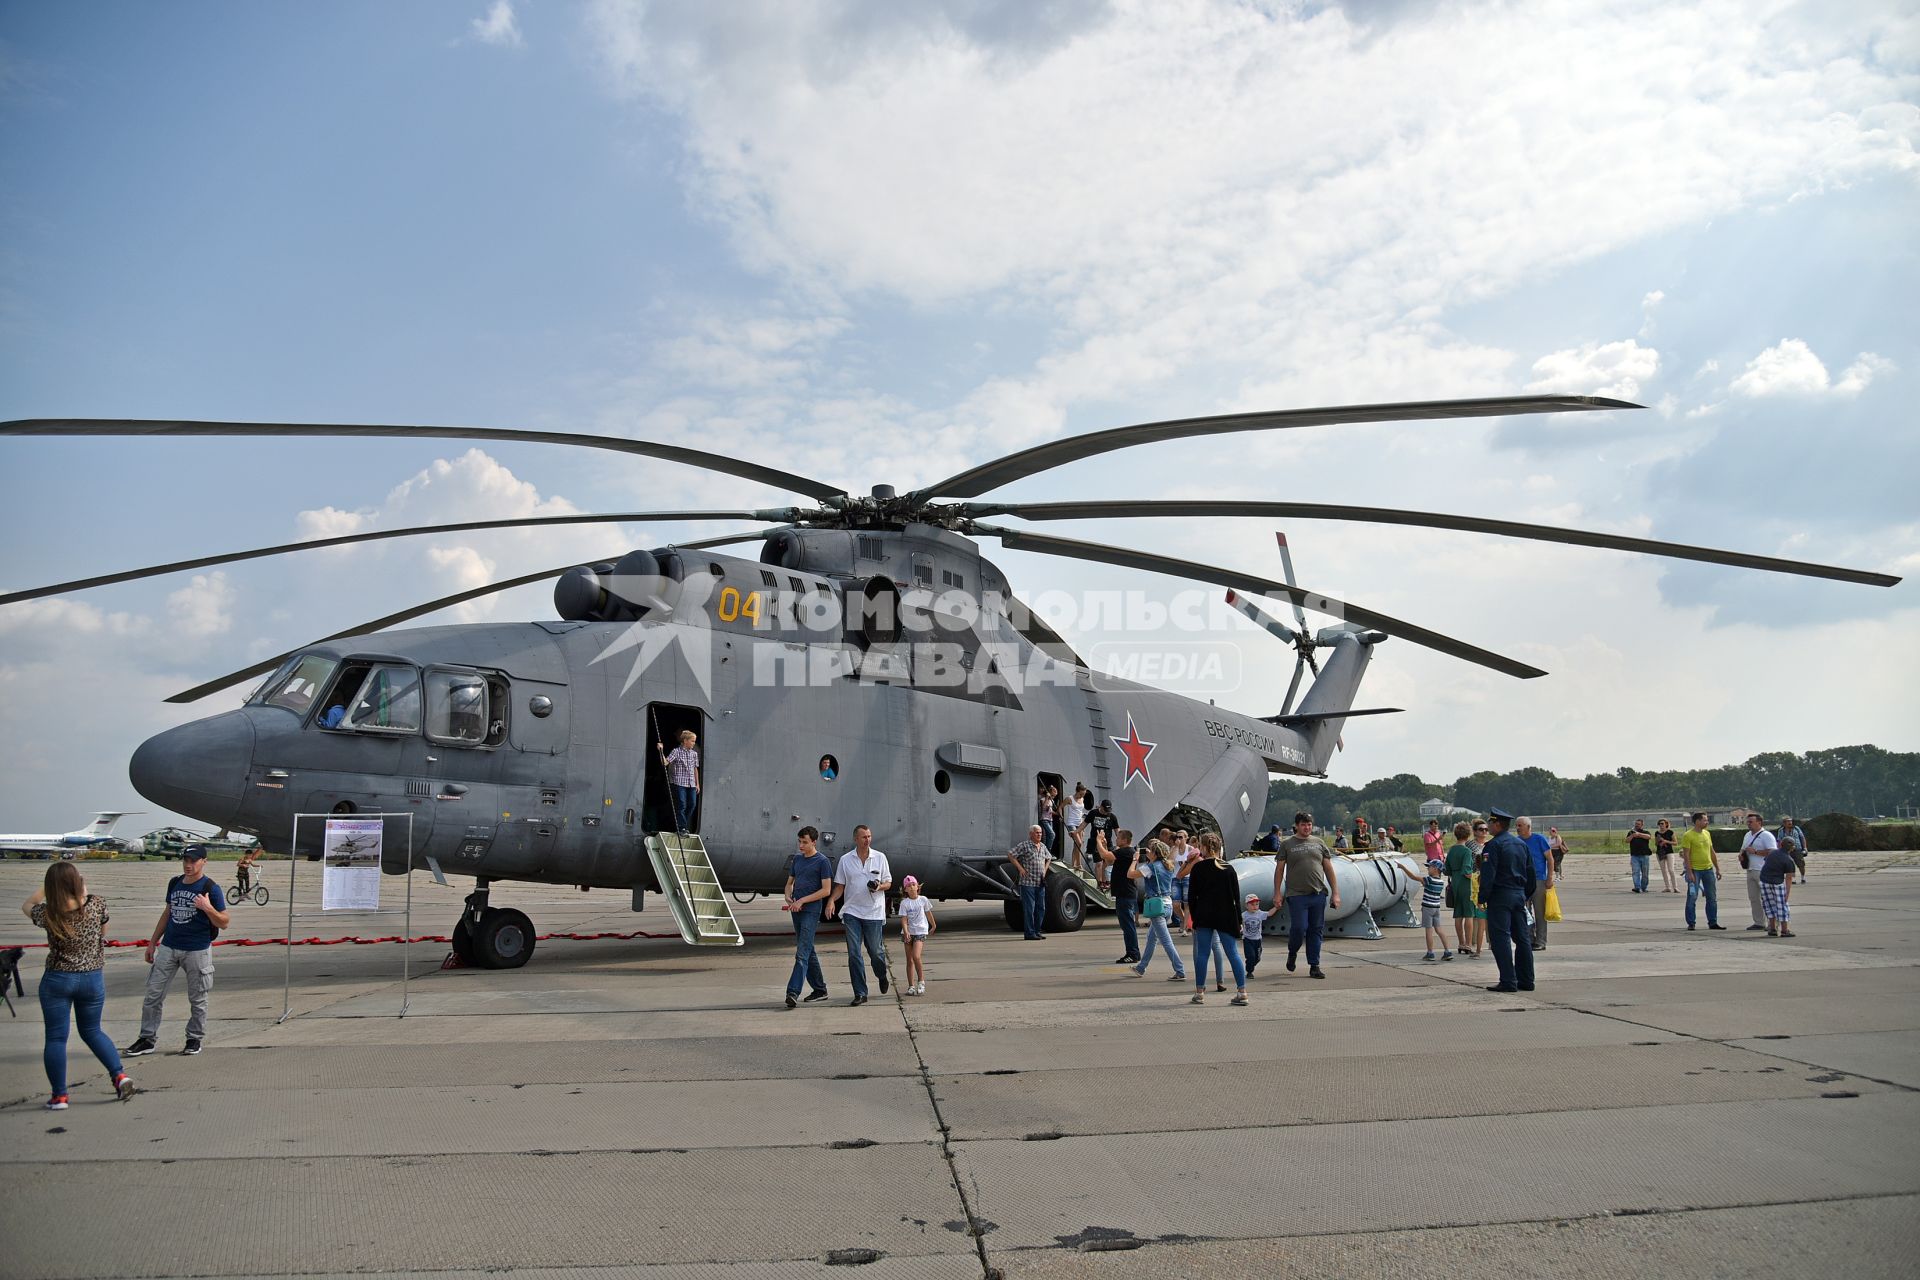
826,823,892,1006
1740,812,1777,932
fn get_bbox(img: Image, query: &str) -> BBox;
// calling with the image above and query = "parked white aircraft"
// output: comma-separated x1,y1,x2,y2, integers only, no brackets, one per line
0,811,142,857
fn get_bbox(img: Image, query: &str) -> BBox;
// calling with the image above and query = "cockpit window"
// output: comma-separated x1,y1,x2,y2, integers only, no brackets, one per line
341,664,422,734
425,669,490,745
264,654,338,715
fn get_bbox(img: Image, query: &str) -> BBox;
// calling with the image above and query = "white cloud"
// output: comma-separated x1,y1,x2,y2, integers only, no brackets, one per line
1526,339,1660,401
425,546,500,622
589,0,1916,441
1835,352,1895,396
1729,339,1894,398
167,572,235,638
294,505,371,542
0,597,144,638
1638,290,1664,338
470,0,523,48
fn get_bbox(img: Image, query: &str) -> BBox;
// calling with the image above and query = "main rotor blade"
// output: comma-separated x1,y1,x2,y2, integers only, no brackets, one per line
1273,532,1312,634
1,418,847,502
164,529,780,704
975,524,1545,679
969,500,1901,588
0,509,794,607
916,395,1635,500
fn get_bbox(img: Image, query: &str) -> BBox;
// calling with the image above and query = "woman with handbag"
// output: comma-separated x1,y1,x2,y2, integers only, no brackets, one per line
1128,842,1186,982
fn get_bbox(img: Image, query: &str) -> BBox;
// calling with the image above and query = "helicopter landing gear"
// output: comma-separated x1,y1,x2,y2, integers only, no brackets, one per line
453,881,538,970
1044,871,1086,934
1003,898,1025,931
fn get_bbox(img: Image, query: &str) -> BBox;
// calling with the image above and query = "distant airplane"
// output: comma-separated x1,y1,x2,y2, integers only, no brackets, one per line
0,811,142,857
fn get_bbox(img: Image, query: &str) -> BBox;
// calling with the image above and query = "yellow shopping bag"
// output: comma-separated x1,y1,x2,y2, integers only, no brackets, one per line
1544,886,1563,922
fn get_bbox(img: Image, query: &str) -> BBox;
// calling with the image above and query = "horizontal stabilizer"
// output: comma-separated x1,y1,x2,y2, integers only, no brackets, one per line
1264,707,1403,726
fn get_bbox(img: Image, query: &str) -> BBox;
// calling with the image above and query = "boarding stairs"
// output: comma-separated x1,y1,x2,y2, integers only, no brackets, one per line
1053,858,1116,912
644,832,744,946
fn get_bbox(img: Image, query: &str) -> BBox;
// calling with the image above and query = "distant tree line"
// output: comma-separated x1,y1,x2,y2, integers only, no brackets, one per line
1262,745,1919,831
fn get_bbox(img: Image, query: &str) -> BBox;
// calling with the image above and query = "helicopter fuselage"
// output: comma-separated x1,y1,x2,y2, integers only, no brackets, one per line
128,532,1369,903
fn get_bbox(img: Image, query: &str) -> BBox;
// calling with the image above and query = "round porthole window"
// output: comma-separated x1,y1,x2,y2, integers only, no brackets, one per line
819,753,839,781
934,770,951,794
528,695,553,718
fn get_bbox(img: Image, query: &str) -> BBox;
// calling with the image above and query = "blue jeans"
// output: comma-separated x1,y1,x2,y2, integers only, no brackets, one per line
1243,936,1263,974
1135,914,1183,976
844,915,886,997
1192,927,1246,990
1019,884,1046,938
1114,896,1139,957
1286,892,1328,966
1630,855,1650,891
786,901,827,999
39,968,122,1095
1485,895,1536,989
669,785,699,831
1686,867,1719,925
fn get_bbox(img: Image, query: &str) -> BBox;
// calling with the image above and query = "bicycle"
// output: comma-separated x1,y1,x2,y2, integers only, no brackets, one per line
228,871,270,907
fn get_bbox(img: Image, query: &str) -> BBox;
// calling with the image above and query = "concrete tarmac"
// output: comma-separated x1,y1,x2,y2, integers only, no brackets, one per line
2,853,1916,1278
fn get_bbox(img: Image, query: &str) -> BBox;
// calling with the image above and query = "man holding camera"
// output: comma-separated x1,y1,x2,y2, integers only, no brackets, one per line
827,824,892,1006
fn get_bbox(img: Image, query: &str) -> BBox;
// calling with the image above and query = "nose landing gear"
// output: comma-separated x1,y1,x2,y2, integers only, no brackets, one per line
450,879,537,970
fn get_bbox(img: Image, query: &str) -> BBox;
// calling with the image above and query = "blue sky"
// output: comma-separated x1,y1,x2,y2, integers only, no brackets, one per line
2,0,1916,830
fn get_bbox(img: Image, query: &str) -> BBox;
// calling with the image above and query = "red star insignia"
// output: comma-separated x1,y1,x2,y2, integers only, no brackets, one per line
1110,714,1157,791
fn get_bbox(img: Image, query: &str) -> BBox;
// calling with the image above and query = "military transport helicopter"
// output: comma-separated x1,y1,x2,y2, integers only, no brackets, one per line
0,398,1900,967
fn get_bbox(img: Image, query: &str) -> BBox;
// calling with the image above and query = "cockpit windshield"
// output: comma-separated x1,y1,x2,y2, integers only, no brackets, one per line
263,654,338,715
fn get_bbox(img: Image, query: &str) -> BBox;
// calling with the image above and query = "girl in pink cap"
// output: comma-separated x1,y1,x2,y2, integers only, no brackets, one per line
897,876,935,995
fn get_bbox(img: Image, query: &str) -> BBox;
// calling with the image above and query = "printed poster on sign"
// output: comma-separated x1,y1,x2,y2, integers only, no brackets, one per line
321,818,382,911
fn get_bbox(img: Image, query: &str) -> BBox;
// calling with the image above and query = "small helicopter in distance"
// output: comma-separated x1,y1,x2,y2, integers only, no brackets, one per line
1,398,1899,967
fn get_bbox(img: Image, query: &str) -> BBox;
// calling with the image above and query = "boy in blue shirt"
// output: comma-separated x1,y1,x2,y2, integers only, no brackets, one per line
1240,894,1272,976
124,845,229,1056
1408,858,1456,962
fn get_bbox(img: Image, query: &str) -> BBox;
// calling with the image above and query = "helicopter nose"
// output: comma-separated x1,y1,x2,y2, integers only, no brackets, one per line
129,709,255,827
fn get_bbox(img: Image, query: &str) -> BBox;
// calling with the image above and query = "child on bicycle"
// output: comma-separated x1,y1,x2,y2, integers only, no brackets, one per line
898,876,935,995
235,846,263,895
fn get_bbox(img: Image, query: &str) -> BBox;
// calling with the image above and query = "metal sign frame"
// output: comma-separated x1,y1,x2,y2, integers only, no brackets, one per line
282,811,415,1023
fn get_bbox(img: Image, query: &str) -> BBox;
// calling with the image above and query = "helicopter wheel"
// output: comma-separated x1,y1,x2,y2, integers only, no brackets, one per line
472,908,536,970
1002,898,1025,931
1044,873,1086,934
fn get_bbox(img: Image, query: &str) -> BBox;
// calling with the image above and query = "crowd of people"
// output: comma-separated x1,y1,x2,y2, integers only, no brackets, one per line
19,797,1822,1110
767,802,1827,1012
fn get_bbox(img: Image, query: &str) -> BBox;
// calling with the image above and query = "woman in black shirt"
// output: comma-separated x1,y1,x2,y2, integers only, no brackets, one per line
1654,819,1679,893
1179,833,1247,1005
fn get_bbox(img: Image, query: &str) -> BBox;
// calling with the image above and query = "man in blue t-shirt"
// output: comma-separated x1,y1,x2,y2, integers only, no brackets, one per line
780,826,835,1008
124,845,230,1057
1516,816,1554,950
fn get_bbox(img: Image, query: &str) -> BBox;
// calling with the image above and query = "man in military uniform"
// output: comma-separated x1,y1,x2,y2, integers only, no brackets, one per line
1477,808,1537,993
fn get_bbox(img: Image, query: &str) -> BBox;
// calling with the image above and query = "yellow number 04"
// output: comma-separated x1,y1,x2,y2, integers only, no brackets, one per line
715,587,763,624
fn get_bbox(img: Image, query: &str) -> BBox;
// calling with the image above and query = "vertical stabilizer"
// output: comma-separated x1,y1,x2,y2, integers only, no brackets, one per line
71,812,133,841
1292,632,1377,774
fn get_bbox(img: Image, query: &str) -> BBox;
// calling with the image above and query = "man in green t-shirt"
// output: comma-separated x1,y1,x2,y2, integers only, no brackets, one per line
1271,813,1341,979
1679,811,1725,931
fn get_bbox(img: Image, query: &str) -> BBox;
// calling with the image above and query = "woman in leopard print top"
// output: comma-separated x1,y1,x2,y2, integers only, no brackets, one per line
23,862,133,1109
